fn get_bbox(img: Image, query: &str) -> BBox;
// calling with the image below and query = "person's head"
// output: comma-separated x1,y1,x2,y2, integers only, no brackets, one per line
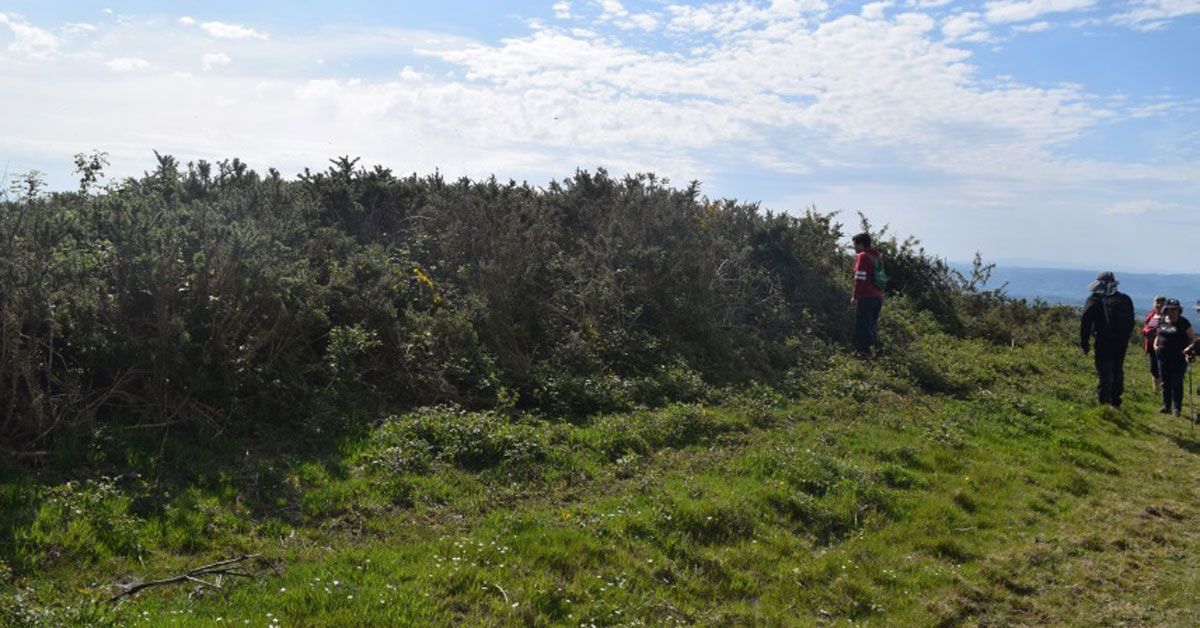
1163,298,1182,320
1088,271,1118,295
1153,295,1166,312
851,233,872,253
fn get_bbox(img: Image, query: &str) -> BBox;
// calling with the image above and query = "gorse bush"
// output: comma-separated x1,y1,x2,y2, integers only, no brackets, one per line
0,154,1070,447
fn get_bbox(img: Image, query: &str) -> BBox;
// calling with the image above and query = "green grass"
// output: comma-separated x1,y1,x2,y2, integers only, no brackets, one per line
3,336,1200,626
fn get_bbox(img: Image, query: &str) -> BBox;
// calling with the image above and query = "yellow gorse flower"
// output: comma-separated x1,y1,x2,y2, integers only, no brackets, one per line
413,266,435,289
412,266,443,304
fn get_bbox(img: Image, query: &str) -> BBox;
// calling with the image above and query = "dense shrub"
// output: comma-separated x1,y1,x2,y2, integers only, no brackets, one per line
0,155,1070,447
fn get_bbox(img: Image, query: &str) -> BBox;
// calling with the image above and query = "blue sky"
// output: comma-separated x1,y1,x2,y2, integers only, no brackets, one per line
1,1,1197,272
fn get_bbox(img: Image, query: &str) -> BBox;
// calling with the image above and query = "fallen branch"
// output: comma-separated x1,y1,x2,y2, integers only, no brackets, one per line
109,554,265,603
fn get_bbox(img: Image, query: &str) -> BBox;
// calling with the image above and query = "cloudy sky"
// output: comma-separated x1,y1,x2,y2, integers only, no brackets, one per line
0,1,1197,271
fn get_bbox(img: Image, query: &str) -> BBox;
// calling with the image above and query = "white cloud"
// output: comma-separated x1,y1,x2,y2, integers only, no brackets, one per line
598,0,628,18
596,0,661,30
942,12,991,41
179,16,196,26
624,13,661,29
665,0,828,36
0,12,60,59
198,21,268,40
62,22,98,36
422,8,1111,178
769,0,829,15
398,65,424,80
1112,0,1200,31
1105,199,1180,215
908,0,953,7
553,1,573,19
105,57,151,73
1127,99,1190,118
201,52,232,70
1013,20,1052,31
861,2,893,20
431,30,643,86
984,0,1096,23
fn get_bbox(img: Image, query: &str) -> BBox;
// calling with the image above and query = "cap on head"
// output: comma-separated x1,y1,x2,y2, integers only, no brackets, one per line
1164,298,1182,312
1087,271,1119,293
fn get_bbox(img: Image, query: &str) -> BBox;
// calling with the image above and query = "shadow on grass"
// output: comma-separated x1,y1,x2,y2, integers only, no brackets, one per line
0,464,39,572
1094,406,1142,435
1169,432,1200,456
0,421,367,576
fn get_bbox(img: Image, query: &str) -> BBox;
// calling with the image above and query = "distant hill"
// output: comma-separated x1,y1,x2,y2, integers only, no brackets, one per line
952,264,1200,312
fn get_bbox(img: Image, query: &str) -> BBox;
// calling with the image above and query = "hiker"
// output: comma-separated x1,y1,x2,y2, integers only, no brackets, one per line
850,233,884,357
1142,296,1166,392
1156,299,1196,416
1079,271,1135,407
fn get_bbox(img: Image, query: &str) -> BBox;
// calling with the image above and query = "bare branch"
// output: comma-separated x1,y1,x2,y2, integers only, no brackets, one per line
109,554,265,603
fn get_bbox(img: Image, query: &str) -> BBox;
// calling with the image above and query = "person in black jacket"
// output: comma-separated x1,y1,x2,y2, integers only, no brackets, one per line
1157,299,1196,416
1080,271,1135,407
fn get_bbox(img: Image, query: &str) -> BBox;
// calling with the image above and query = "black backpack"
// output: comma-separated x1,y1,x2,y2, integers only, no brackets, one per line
1094,292,1134,339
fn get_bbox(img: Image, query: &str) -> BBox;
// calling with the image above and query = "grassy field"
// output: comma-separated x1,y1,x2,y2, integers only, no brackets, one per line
3,331,1200,626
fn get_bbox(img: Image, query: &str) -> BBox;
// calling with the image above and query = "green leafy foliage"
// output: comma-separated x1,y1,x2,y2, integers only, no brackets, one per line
0,157,1072,447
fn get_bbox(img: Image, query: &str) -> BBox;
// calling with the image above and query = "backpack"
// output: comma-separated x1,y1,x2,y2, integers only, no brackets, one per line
1094,292,1133,339
1143,313,1160,338
870,254,888,290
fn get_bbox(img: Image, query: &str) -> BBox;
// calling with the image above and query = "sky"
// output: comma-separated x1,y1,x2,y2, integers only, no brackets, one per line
0,1,1197,272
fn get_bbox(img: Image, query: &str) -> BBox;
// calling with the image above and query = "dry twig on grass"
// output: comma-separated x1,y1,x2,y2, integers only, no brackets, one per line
109,554,267,603
486,582,510,605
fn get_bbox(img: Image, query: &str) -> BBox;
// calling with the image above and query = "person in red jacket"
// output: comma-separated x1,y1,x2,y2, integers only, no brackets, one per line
850,233,884,357
1143,295,1166,392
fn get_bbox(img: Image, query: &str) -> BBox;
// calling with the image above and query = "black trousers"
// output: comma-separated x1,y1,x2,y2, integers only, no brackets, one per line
1157,349,1187,412
1148,350,1160,379
1093,337,1128,406
855,297,883,356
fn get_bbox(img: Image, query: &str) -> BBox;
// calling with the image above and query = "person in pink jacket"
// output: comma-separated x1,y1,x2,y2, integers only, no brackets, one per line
850,233,884,357
1143,295,1166,392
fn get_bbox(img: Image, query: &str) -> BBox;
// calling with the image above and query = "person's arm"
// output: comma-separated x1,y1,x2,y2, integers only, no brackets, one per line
1080,297,1096,353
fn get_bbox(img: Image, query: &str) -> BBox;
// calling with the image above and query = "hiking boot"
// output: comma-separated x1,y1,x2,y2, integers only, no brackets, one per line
1173,409,1182,417
1159,406,1172,414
